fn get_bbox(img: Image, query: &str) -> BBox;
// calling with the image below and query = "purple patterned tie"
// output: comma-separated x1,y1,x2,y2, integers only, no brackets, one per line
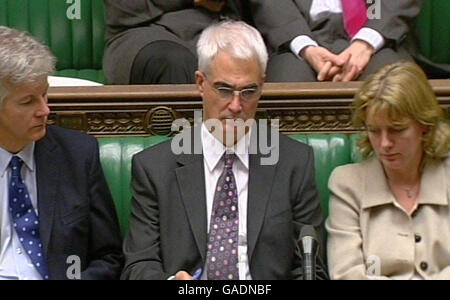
206,154,239,280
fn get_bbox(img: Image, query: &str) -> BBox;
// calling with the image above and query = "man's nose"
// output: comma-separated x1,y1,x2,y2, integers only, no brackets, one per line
36,98,50,117
228,91,242,112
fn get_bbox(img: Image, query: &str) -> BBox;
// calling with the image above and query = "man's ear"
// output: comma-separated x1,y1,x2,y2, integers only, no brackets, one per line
195,71,205,95
261,73,266,88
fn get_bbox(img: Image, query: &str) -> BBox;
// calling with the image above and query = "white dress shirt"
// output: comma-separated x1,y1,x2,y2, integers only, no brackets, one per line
0,143,42,280
290,0,385,59
200,124,252,280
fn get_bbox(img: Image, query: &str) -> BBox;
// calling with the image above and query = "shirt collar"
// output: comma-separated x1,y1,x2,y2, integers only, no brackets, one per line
0,142,35,177
201,123,250,172
417,157,449,206
362,157,449,209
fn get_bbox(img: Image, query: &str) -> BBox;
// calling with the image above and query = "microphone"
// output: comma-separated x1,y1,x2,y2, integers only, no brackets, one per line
298,225,319,280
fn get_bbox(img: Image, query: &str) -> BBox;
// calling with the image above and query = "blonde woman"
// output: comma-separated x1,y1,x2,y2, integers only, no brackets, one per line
327,61,450,280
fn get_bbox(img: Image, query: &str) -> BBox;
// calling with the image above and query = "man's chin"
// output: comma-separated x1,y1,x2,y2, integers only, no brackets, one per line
30,126,47,141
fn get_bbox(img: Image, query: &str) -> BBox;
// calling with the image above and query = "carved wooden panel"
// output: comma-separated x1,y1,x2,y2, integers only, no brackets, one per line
47,81,450,136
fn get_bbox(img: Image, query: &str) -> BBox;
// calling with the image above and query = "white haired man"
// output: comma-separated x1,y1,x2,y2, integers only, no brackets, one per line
122,21,328,280
0,26,123,280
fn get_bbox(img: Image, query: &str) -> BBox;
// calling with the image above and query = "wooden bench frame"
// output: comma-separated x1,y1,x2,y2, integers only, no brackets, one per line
48,80,450,136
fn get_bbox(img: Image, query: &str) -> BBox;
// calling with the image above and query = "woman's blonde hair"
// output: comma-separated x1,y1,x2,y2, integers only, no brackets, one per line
353,61,450,160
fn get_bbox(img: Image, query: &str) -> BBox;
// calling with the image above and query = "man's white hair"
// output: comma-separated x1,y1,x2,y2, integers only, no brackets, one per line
197,20,268,76
0,26,55,105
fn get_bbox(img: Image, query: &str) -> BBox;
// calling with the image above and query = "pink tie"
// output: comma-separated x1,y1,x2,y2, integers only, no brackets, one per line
342,0,368,38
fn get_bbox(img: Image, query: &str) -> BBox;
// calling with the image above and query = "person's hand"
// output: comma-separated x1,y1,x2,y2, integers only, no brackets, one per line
332,40,375,82
301,46,347,81
194,0,226,12
174,270,194,280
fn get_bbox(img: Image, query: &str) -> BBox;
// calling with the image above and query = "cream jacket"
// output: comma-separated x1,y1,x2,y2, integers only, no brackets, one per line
327,157,450,280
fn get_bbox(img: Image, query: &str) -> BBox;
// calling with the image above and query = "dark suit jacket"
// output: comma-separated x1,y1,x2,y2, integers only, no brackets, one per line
122,126,327,280
35,126,123,280
253,0,423,55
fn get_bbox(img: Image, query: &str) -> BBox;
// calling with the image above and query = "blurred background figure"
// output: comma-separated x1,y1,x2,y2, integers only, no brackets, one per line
103,0,246,85
103,0,307,85
264,0,423,82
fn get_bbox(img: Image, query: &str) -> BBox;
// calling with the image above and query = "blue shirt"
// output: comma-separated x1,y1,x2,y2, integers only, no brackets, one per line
0,143,42,280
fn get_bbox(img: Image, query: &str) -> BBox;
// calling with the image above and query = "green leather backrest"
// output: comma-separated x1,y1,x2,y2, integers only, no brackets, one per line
99,136,171,236
0,0,106,82
98,134,362,236
289,134,361,218
418,0,450,64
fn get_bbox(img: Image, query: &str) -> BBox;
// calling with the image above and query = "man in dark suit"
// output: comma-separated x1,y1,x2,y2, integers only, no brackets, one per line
0,26,123,280
122,21,327,280
256,0,423,82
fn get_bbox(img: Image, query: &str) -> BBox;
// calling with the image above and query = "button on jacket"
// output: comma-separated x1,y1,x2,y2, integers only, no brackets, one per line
327,157,450,280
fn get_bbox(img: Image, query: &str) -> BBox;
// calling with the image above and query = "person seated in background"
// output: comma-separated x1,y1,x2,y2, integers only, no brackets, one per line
121,20,328,280
0,26,123,280
264,0,423,82
103,0,246,85
102,0,305,85
326,61,450,279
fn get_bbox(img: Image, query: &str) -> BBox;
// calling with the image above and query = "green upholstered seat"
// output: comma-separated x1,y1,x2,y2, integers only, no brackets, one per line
0,0,106,84
418,0,450,66
98,134,362,237
415,0,450,77
99,136,171,236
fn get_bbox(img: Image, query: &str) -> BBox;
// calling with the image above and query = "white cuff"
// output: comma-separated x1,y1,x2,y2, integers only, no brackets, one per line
352,27,385,52
290,35,319,60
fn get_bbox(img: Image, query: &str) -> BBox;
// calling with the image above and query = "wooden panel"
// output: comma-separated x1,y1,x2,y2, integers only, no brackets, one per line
47,80,450,136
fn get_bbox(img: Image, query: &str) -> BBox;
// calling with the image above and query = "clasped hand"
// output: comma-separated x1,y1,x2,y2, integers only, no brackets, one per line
302,40,375,82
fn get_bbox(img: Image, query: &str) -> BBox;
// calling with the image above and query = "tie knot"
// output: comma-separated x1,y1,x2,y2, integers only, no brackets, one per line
223,154,235,169
9,156,24,176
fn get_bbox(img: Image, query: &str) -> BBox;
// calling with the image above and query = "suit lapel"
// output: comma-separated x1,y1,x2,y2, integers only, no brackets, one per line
246,128,277,262
35,130,61,255
175,153,207,261
306,0,313,12
175,127,208,261
295,0,313,19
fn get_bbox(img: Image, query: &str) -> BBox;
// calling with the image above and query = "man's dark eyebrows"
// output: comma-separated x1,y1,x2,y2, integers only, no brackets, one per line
242,83,258,89
213,81,233,89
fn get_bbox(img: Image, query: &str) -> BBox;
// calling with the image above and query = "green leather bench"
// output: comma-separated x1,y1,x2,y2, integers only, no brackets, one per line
417,0,450,78
0,0,449,82
0,0,106,83
98,134,362,236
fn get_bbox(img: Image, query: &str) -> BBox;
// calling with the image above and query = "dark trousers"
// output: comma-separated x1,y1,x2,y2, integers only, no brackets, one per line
130,41,198,84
